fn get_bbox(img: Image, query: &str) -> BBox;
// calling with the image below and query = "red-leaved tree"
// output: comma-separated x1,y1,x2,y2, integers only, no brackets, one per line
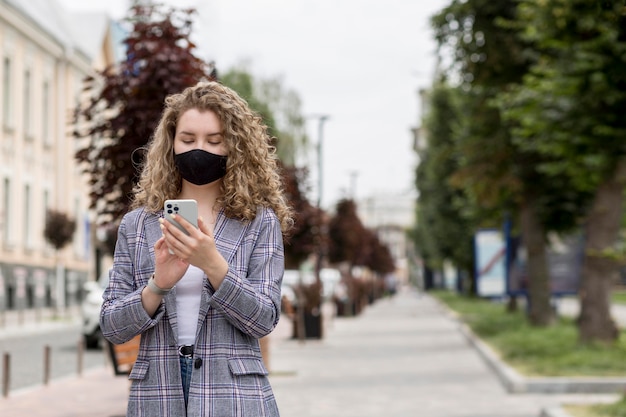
74,4,214,226
281,165,323,268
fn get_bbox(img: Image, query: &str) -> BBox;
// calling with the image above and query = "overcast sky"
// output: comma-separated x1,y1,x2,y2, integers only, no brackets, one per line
58,0,448,209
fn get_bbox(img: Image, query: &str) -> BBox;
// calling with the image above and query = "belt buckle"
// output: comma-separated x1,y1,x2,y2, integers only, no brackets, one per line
178,345,193,358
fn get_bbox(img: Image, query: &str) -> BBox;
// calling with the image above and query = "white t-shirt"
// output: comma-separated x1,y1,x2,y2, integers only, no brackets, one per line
175,265,204,346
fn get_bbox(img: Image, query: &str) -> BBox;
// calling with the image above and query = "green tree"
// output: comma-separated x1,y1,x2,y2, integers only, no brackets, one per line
219,67,277,135
431,0,545,311
413,81,475,291
500,0,626,343
431,0,588,325
74,4,213,226
220,66,308,166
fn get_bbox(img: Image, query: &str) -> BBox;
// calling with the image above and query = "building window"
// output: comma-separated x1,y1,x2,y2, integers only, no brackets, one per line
42,80,50,146
3,178,11,246
43,189,52,253
24,184,32,249
43,189,49,212
3,57,12,129
23,69,32,139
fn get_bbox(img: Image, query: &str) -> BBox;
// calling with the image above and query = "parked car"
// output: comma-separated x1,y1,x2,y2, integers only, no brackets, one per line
81,271,108,349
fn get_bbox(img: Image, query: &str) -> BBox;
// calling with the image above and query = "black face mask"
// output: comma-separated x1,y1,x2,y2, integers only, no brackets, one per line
174,149,228,185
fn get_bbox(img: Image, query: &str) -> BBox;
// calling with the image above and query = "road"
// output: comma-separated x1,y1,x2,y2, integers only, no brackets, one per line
0,326,107,393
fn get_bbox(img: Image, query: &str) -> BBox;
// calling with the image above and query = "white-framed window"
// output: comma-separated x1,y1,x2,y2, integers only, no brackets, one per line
43,189,49,213
42,188,53,255
3,56,12,130
23,68,33,140
24,183,33,250
42,80,50,147
2,177,12,247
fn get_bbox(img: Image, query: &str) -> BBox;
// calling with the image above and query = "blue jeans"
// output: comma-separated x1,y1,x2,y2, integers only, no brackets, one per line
180,356,193,408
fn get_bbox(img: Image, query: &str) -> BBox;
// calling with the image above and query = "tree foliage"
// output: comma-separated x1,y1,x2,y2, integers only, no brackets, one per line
429,0,626,340
281,165,322,268
413,81,475,281
44,209,76,250
356,229,396,275
74,4,214,225
327,199,395,274
327,199,366,266
498,0,626,342
220,66,308,166
219,68,277,137
429,0,594,326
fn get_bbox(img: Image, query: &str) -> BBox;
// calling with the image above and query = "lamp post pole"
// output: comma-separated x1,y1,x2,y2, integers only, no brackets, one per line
315,115,329,209
311,115,329,339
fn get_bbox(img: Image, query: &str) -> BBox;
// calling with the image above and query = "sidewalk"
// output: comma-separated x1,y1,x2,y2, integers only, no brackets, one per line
0,288,618,416
270,288,617,417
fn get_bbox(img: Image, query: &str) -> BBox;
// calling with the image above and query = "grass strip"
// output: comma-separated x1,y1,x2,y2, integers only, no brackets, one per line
431,290,626,377
565,397,626,417
432,290,626,416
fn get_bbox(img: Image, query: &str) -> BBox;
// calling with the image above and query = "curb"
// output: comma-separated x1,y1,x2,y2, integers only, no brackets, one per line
459,323,626,394
430,296,626,394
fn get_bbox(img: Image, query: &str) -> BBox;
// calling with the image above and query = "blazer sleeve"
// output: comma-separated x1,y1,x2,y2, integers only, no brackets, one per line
100,211,165,344
209,208,284,339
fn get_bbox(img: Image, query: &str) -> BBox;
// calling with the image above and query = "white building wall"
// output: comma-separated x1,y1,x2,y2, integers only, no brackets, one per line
0,0,106,309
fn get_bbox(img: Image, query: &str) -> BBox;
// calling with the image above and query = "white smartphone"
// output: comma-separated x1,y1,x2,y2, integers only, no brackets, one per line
164,199,198,235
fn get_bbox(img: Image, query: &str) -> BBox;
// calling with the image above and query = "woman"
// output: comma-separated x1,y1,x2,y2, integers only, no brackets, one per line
101,81,293,417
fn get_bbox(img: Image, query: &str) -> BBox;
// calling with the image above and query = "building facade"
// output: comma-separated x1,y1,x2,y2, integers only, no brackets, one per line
0,0,117,313
357,191,416,285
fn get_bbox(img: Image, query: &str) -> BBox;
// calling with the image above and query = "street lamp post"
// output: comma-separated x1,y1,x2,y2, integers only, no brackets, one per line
309,115,329,339
315,115,329,209
312,115,329,279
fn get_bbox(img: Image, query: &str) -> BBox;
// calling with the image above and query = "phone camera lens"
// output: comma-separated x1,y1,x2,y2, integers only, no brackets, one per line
167,209,173,214
166,204,172,209
174,207,179,211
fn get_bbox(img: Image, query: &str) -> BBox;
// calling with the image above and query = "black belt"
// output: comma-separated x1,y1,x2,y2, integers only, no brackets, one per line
178,345,194,357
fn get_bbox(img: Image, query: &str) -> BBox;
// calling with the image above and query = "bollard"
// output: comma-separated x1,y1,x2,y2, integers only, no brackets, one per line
77,339,84,377
2,353,9,398
43,345,51,385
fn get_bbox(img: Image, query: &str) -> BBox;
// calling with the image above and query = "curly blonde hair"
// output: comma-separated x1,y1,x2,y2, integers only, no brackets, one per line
132,81,294,233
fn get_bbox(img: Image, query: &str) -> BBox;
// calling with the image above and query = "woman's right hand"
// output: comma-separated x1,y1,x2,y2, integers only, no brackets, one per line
153,235,190,289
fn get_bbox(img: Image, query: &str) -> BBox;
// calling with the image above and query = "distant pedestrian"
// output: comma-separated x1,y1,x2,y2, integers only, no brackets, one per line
100,81,293,417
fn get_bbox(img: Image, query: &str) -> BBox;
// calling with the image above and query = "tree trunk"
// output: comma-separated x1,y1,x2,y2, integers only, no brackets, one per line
55,259,66,317
520,199,553,326
578,160,626,343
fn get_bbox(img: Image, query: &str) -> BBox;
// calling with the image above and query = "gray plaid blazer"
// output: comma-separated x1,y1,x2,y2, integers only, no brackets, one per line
101,206,283,416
